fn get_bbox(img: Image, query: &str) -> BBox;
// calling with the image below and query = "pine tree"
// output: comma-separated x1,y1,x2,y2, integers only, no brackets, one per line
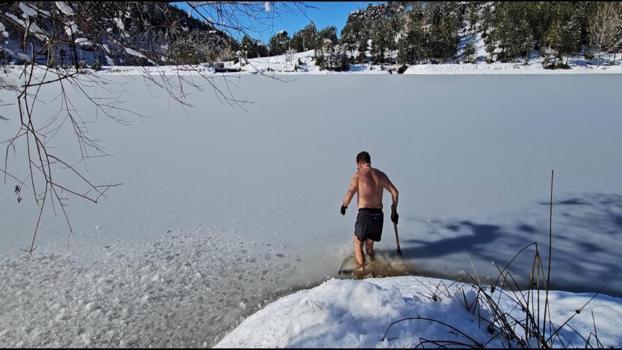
290,31,305,53
463,1,481,63
544,3,582,67
588,2,622,65
508,2,536,62
397,2,427,64
240,34,253,60
370,17,389,64
318,26,338,45
526,2,554,53
481,2,497,62
463,41,476,63
574,2,599,49
341,12,369,63
291,22,318,52
425,2,460,63
268,31,290,56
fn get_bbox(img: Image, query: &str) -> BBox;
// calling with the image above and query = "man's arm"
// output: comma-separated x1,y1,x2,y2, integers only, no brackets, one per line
384,173,399,224
342,172,359,209
383,174,399,209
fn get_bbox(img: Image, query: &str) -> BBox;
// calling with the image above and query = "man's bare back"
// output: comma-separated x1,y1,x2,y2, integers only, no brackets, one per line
343,166,397,209
340,151,399,269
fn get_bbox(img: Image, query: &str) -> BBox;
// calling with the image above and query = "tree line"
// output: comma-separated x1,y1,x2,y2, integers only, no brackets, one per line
245,2,622,70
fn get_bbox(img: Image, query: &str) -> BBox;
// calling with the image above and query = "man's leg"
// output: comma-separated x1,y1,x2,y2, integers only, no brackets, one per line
353,234,365,268
365,239,375,261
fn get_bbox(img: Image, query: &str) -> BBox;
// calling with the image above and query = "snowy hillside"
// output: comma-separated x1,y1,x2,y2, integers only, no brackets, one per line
0,2,235,66
238,50,622,75
90,50,622,75
3,2,621,74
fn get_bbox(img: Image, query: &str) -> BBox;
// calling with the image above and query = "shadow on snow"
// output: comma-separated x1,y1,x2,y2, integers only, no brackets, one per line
374,193,622,297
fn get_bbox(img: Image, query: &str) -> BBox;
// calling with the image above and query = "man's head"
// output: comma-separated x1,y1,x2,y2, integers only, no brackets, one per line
356,151,371,168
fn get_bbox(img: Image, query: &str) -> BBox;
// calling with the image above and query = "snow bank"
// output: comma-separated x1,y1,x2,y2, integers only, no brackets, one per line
244,50,320,74
217,276,622,348
243,52,622,75
12,50,611,76
404,60,622,75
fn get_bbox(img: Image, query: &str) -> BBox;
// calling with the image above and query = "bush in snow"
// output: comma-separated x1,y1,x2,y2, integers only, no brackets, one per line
315,39,348,72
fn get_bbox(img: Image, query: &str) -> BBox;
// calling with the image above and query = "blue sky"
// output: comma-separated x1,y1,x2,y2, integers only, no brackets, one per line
172,2,384,43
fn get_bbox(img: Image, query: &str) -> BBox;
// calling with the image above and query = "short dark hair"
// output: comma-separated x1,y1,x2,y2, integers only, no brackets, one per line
356,151,371,164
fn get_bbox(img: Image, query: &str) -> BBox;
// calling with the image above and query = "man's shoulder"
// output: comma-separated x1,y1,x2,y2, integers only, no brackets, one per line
372,167,387,177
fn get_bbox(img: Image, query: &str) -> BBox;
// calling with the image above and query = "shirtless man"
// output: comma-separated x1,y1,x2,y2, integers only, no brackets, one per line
340,151,399,269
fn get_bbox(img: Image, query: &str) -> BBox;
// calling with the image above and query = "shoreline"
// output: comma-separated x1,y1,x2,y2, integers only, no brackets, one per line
3,62,622,79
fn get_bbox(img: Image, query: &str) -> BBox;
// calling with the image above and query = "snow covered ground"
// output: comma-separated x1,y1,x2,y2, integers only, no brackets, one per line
216,276,622,348
403,60,622,75
103,53,622,75
4,50,621,78
241,50,622,75
236,48,622,75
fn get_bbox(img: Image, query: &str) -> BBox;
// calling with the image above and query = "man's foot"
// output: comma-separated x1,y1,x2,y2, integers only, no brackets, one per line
352,263,372,279
352,261,365,274
366,249,376,262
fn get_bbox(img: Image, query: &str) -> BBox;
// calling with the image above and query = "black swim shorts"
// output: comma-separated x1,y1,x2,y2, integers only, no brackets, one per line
354,208,384,242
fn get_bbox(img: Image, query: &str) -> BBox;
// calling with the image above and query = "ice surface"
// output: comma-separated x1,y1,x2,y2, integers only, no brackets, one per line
1,72,621,288
0,228,308,347
1,71,621,346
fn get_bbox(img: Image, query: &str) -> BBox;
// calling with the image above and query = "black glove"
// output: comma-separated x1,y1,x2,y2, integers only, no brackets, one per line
391,206,399,224
340,205,347,215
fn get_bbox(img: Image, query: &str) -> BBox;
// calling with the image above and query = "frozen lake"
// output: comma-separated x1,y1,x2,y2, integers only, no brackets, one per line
1,73,621,346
